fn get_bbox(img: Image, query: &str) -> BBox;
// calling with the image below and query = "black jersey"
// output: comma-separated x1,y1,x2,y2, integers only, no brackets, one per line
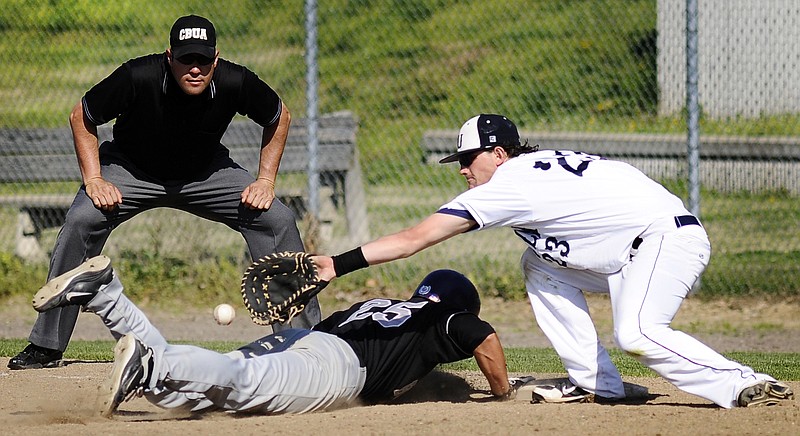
82,53,282,181
313,297,495,404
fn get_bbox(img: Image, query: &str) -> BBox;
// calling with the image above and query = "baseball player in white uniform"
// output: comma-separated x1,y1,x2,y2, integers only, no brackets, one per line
314,114,794,408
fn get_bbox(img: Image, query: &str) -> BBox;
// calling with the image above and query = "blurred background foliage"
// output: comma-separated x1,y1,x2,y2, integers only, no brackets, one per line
1,0,798,309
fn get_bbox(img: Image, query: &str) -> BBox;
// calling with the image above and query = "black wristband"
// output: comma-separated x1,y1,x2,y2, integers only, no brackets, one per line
331,247,369,277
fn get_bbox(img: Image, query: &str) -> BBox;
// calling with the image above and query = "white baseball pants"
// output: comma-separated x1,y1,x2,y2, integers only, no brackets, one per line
522,220,773,408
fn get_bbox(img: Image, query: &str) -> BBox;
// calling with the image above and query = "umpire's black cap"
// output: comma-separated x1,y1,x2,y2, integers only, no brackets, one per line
170,15,217,59
439,114,520,164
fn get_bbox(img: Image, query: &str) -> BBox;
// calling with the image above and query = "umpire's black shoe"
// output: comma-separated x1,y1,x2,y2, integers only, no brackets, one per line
32,255,113,312
7,343,64,370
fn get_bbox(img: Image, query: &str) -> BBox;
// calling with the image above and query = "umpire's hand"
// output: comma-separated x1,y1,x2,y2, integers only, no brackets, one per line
85,176,123,211
241,178,276,210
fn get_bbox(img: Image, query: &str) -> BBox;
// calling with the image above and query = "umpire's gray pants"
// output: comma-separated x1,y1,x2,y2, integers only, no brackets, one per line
28,142,321,351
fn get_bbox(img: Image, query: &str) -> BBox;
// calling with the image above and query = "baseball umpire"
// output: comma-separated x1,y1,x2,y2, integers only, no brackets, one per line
312,114,794,408
8,15,321,370
31,256,514,416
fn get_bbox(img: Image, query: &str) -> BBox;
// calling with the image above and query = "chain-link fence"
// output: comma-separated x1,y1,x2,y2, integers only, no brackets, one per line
1,0,798,301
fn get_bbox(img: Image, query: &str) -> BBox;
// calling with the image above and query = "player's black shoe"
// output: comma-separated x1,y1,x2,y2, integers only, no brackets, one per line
97,334,154,418
7,343,63,370
738,380,795,407
32,255,113,312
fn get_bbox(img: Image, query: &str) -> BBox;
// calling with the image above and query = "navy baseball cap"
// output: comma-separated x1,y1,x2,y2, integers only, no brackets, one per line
412,269,481,315
170,15,216,59
439,114,520,164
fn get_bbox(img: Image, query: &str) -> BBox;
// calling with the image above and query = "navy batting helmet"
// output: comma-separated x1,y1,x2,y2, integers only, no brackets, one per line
411,269,481,315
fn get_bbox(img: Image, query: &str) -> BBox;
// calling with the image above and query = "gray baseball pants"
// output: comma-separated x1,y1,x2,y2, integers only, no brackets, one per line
86,274,365,414
29,142,321,351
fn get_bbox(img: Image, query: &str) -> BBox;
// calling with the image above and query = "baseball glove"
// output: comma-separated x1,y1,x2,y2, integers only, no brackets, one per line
240,251,327,325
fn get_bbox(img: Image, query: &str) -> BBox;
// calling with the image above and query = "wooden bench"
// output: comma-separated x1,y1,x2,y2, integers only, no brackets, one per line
0,111,369,260
422,130,800,194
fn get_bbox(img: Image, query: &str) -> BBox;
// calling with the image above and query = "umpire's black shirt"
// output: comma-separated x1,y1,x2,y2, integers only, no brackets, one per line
313,297,496,404
82,53,282,181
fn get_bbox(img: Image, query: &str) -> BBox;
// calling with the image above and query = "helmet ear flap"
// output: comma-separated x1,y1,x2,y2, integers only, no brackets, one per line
412,270,480,315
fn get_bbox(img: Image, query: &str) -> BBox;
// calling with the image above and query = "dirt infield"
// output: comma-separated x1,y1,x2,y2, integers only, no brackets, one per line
1,360,797,435
1,294,798,435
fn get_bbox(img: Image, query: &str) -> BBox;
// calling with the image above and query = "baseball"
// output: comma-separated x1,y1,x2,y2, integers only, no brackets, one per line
213,303,235,325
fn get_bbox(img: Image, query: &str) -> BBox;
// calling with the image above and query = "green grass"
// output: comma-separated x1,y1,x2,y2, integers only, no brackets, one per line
0,183,798,303
2,338,797,381
3,0,799,170
0,338,248,362
3,1,799,136
1,1,798,302
0,253,49,300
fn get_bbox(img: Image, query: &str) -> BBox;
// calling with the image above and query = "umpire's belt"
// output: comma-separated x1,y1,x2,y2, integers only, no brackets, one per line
633,215,701,249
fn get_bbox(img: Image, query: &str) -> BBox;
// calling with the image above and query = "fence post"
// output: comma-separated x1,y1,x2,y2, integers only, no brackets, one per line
686,0,701,217
305,0,320,218
686,0,702,293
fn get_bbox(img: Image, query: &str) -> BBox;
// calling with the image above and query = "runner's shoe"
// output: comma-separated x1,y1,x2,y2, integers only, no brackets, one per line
737,380,795,407
97,333,154,418
32,255,113,312
532,380,595,403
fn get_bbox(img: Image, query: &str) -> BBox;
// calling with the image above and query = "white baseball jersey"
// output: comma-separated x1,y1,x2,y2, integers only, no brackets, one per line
438,149,771,408
439,150,690,273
